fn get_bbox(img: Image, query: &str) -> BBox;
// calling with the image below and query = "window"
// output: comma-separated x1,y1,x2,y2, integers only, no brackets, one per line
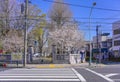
102,42,107,47
113,50,119,57
114,40,120,46
113,29,120,35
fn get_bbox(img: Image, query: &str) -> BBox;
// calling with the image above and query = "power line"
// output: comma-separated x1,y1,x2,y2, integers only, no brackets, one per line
0,15,119,25
0,18,117,25
81,29,112,31
1,16,120,20
43,0,120,12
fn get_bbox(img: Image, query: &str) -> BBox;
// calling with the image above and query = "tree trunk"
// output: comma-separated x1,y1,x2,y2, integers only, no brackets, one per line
38,36,43,55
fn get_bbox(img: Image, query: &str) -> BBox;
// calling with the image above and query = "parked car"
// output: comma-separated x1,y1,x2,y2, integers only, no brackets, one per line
33,53,40,57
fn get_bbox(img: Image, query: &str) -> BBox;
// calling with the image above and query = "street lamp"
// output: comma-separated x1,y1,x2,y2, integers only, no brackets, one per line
89,2,96,66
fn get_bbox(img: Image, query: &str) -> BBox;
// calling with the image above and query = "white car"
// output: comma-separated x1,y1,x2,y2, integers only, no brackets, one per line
33,53,40,57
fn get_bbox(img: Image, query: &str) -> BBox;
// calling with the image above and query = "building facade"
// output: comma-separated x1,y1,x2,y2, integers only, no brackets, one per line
112,20,120,57
92,33,112,58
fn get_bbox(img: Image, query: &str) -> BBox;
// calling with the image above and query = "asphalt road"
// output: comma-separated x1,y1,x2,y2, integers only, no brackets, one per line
86,65,120,82
0,64,120,82
75,64,120,82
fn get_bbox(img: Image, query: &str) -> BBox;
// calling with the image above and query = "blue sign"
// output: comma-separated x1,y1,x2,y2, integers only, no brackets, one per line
0,55,11,62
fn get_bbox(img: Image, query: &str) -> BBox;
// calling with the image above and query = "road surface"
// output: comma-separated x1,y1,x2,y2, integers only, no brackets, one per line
0,65,120,82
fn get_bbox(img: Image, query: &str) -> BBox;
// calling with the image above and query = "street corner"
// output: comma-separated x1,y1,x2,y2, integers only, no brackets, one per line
95,63,106,68
85,64,106,69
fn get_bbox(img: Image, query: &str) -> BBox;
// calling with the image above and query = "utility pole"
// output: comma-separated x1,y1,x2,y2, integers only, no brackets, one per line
23,0,28,67
89,2,96,66
96,25,101,64
96,25,99,64
96,25,99,51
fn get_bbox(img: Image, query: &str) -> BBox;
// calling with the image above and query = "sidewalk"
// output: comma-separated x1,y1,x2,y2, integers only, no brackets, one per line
102,61,120,64
6,62,105,68
28,63,105,68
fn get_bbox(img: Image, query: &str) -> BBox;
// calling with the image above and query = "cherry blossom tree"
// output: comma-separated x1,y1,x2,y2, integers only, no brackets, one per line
0,0,46,53
48,25,85,54
2,29,24,53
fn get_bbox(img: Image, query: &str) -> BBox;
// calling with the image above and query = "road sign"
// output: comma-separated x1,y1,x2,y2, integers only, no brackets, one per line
11,53,23,61
0,55,11,61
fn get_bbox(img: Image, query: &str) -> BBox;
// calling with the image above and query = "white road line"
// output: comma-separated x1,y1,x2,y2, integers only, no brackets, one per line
0,76,77,78
105,73,119,78
85,68,114,82
10,68,71,71
0,79,80,81
0,68,81,82
72,68,86,82
0,74,75,76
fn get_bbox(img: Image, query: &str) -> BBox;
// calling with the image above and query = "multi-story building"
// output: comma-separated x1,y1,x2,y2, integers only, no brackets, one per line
84,41,90,51
107,38,112,49
112,20,120,57
84,41,90,56
92,33,112,57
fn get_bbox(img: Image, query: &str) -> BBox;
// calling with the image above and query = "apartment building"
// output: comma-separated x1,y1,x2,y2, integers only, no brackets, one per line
92,33,112,57
112,20,120,57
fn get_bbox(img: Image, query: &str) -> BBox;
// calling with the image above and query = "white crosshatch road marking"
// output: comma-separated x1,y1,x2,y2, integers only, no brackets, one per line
85,68,114,82
105,73,120,82
105,73,119,78
0,68,86,82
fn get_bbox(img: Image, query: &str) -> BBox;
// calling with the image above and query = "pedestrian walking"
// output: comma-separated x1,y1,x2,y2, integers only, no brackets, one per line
80,50,85,63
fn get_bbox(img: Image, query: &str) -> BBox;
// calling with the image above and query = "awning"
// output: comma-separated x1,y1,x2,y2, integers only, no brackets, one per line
101,48,108,52
92,49,99,53
92,48,108,53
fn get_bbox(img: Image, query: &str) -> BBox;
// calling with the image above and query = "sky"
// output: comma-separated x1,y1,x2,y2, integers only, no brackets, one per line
29,0,120,41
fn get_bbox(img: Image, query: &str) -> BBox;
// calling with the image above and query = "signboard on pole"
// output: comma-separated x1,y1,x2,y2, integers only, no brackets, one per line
11,53,23,61
0,55,11,61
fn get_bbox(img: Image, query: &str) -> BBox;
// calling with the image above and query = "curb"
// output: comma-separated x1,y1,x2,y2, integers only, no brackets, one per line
36,64,64,68
5,63,106,68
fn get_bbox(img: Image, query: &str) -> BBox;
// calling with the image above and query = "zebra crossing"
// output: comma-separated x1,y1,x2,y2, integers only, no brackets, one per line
0,68,86,82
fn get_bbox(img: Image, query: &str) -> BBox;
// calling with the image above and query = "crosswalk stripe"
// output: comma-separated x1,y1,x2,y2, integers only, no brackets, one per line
0,79,80,81
0,74,75,77
0,76,78,78
0,68,82,82
9,68,71,71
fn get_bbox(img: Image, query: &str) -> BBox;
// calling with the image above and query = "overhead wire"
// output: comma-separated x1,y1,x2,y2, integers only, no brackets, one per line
1,16,119,24
42,0,119,33
0,0,118,32
43,0,120,12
